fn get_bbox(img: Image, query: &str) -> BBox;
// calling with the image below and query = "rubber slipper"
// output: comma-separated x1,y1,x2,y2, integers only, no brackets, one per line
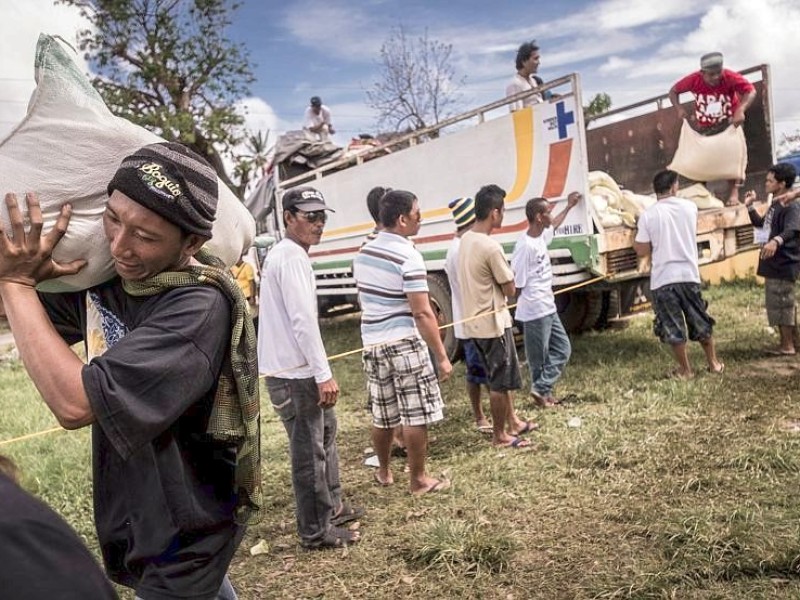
476,423,493,435
302,526,360,550
513,421,539,436
765,348,796,356
707,362,725,374
412,477,451,496
493,436,531,449
373,471,392,487
662,368,693,380
330,503,365,527
530,390,556,408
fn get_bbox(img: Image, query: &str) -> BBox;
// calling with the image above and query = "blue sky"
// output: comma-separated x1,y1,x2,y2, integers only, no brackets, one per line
3,0,800,155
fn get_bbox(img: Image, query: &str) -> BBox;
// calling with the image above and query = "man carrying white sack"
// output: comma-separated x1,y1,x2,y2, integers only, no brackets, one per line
668,52,756,206
0,142,261,600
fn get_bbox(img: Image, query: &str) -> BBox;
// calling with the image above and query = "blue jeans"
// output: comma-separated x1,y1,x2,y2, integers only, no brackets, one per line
520,313,571,396
266,376,342,546
136,575,237,600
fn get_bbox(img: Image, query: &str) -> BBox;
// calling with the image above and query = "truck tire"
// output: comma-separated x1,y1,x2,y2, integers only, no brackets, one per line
556,290,603,334
427,273,462,362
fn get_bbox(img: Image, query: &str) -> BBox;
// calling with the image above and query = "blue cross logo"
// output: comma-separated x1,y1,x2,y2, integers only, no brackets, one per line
556,101,575,140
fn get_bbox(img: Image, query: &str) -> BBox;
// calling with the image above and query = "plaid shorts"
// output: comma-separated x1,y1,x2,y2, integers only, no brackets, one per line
652,282,715,344
765,278,797,327
362,337,444,429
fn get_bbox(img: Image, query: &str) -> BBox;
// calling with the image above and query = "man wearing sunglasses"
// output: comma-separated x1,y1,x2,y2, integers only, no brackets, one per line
259,186,364,549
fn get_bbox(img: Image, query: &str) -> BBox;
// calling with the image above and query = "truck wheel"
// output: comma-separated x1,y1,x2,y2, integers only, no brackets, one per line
556,290,603,333
427,273,462,362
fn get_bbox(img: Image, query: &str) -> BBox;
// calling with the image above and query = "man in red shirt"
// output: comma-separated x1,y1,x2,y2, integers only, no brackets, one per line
669,52,757,205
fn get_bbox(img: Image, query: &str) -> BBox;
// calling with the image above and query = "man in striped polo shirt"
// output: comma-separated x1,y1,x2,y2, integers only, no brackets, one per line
353,189,453,495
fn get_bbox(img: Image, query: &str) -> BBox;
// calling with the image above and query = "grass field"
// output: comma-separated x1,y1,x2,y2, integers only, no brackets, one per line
2,279,800,599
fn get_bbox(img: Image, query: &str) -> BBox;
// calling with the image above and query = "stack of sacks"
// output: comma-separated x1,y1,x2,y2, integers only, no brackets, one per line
676,183,724,209
0,34,255,292
588,171,655,228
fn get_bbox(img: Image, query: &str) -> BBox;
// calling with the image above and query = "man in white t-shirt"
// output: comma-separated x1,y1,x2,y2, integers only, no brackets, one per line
304,96,335,141
634,169,724,379
259,186,363,549
511,192,580,407
506,40,553,112
443,196,490,433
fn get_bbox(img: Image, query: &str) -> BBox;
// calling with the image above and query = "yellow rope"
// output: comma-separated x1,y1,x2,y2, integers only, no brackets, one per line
0,273,608,447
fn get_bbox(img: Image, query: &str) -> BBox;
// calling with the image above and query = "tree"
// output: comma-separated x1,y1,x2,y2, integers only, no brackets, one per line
584,92,612,120
57,0,258,198
366,26,465,133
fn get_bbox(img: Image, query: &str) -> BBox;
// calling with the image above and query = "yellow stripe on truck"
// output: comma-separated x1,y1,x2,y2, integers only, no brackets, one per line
505,108,534,203
322,108,534,239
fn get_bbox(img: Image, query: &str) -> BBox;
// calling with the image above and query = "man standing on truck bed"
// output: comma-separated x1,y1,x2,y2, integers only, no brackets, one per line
506,40,552,111
459,184,537,448
634,169,725,379
668,52,756,206
511,192,581,407
743,163,800,356
353,189,453,495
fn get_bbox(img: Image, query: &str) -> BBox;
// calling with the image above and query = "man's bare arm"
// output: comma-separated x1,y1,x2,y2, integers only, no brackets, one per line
408,291,452,381
0,193,90,429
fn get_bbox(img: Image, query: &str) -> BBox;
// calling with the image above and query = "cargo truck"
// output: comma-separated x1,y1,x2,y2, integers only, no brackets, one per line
261,66,774,358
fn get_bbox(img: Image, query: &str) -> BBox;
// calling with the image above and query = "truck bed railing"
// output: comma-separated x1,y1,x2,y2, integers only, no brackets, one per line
279,75,577,189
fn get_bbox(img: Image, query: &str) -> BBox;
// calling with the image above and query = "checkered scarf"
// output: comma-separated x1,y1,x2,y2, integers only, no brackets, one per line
122,249,262,524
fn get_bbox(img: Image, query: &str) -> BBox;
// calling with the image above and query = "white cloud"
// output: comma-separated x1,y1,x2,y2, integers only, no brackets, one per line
0,1,89,139
598,56,636,74
281,0,389,61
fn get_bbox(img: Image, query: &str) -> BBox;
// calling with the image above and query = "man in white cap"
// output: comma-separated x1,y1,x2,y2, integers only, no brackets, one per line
668,52,757,205
259,186,364,549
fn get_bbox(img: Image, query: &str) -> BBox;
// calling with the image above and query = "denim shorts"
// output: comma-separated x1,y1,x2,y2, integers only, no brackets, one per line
462,339,488,385
651,282,715,344
471,328,522,392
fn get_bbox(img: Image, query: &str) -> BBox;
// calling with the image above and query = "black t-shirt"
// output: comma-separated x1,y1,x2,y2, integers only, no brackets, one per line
0,473,118,599
41,278,243,600
750,201,800,281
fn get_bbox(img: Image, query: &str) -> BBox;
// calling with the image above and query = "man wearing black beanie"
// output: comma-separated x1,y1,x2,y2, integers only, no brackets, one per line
0,142,261,600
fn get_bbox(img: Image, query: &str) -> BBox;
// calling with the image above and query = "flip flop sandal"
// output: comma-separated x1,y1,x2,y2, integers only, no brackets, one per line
373,471,392,487
476,424,493,435
493,436,531,450
330,503,365,527
514,421,539,436
765,348,796,356
412,477,451,496
302,526,360,550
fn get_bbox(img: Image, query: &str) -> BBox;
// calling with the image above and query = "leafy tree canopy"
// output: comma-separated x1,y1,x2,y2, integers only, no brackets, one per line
58,0,264,197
